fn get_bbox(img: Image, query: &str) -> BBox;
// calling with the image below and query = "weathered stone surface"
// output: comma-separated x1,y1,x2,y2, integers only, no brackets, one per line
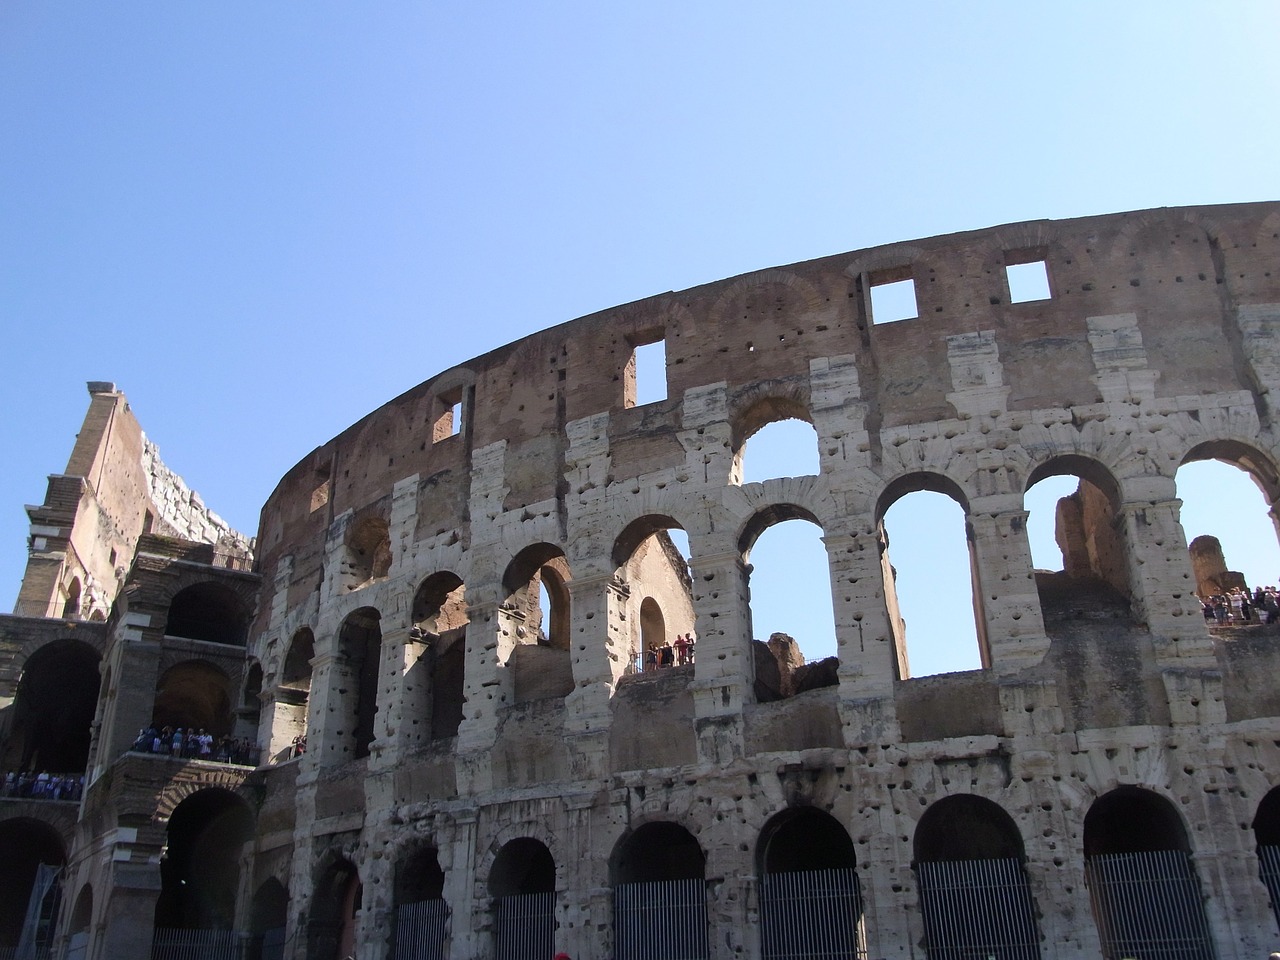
6,202,1280,959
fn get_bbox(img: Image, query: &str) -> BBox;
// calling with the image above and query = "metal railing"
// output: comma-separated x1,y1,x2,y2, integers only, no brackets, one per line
151,929,242,960
1084,849,1215,960
394,899,449,960
494,891,555,960
614,878,708,960
916,857,1041,959
760,867,868,960
1259,844,1280,930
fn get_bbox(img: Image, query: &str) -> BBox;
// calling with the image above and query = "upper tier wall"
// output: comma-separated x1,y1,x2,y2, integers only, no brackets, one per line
253,201,1280,634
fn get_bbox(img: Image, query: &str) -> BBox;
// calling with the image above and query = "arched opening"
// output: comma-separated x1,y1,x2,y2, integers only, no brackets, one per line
154,788,253,953
611,822,707,959
309,859,360,960
1083,786,1213,958
733,396,819,485
913,795,1040,958
489,838,556,960
0,818,64,956
345,515,391,590
274,628,314,760
1024,458,1133,626
337,608,383,761
756,807,865,959
1,638,101,775
152,660,234,740
67,883,93,960
394,846,448,960
239,662,263,750
247,878,288,960
62,577,81,620
503,545,573,704
1253,786,1280,932
879,477,986,678
411,573,468,741
165,582,249,646
1178,442,1280,622
740,508,839,701
613,516,696,676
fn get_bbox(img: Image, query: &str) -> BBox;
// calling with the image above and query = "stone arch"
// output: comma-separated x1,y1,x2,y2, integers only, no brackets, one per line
68,881,93,935
610,822,708,957
409,572,468,742
154,788,254,931
612,515,695,676
336,607,383,761
756,807,864,958
270,627,314,761
1024,454,1134,623
1083,786,1213,957
0,817,64,954
1182,437,1280,504
611,821,705,886
153,659,234,738
163,580,251,646
877,473,989,677
248,877,288,958
2,637,101,773
729,387,818,485
500,544,574,705
913,795,1041,957
62,576,81,620
344,514,391,590
308,857,361,960
1253,786,1280,931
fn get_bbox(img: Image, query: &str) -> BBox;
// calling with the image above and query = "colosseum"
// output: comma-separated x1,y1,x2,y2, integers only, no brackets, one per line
3,201,1280,960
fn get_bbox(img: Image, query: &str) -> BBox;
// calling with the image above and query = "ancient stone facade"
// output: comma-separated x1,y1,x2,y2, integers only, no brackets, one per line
4,201,1280,959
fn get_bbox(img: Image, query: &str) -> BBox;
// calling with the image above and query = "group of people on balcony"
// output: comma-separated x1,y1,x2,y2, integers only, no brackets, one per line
1201,585,1280,625
2,770,84,801
130,725,258,766
643,633,695,671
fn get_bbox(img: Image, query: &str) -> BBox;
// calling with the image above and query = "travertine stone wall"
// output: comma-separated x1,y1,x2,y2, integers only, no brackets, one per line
238,202,1280,959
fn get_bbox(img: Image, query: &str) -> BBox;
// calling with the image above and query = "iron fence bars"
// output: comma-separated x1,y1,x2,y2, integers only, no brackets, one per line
613,878,709,960
1259,844,1280,929
494,891,555,960
150,928,242,960
759,867,868,960
393,899,449,960
915,857,1041,960
1084,849,1215,960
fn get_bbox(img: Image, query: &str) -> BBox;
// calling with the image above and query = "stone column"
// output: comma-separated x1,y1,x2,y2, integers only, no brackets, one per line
369,624,419,767
687,551,753,766
562,572,628,779
1117,486,1213,660
306,639,355,770
967,494,1051,673
822,526,902,745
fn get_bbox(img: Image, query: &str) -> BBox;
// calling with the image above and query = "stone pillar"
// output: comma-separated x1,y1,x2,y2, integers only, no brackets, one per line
369,624,415,769
687,552,752,766
441,811,481,960
562,572,628,779
967,494,1051,673
98,862,161,960
307,639,355,770
1117,490,1212,660
822,526,901,745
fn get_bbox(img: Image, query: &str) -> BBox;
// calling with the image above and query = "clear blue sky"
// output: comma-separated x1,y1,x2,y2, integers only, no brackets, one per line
2,4,1278,674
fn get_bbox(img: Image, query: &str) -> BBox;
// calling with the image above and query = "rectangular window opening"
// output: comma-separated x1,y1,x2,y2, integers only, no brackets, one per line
1005,256,1052,303
869,272,918,325
629,335,667,407
432,389,464,443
